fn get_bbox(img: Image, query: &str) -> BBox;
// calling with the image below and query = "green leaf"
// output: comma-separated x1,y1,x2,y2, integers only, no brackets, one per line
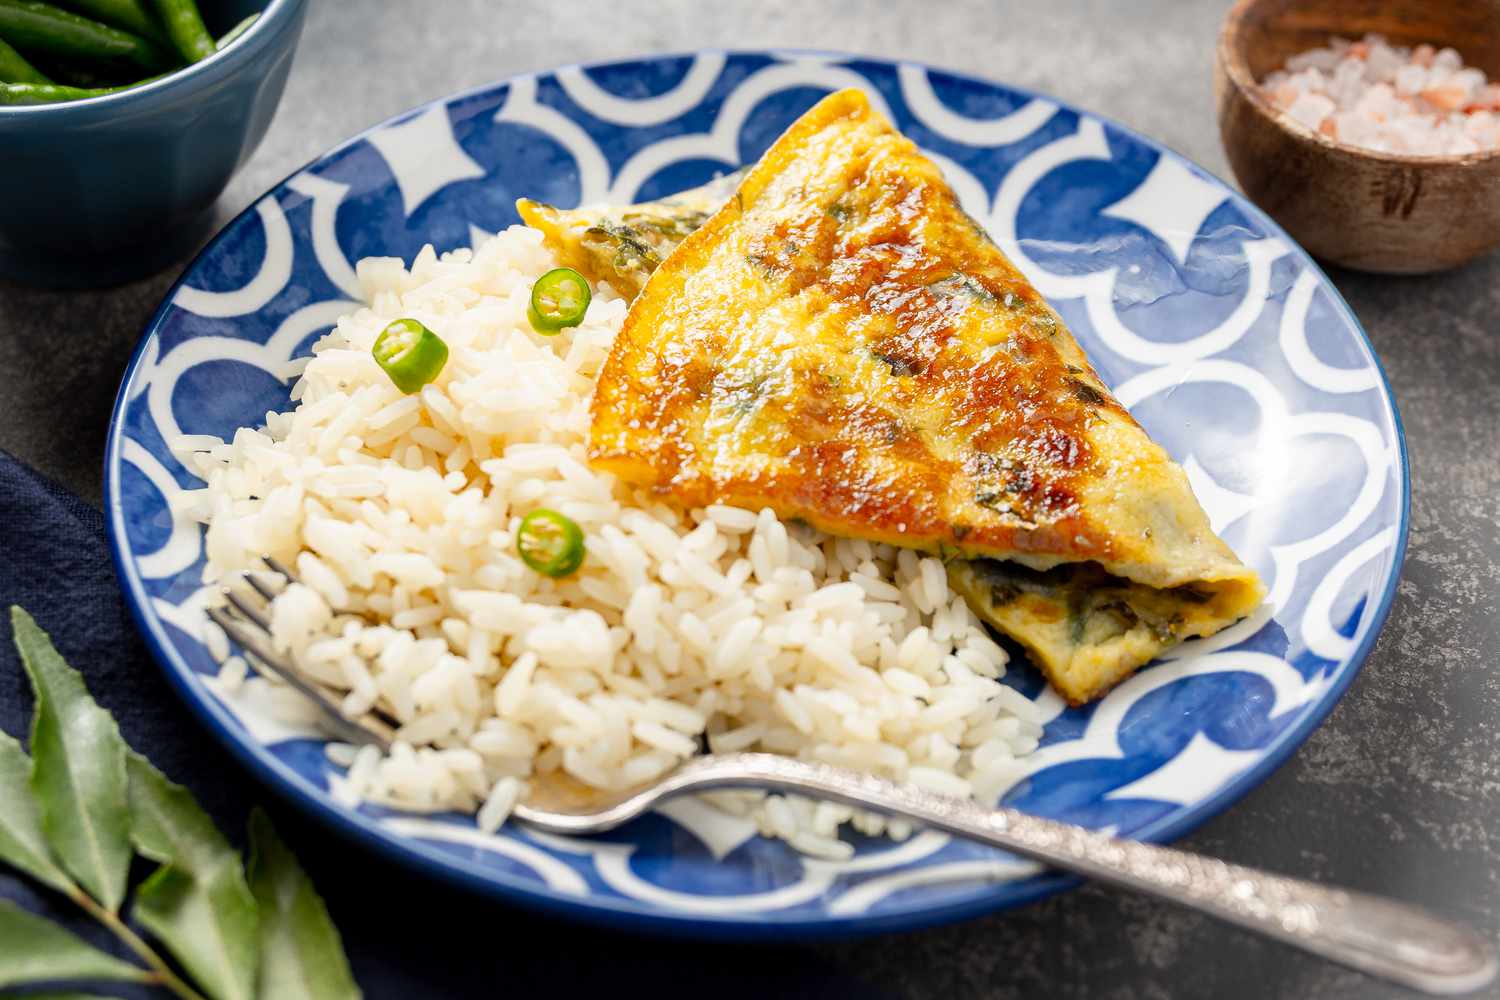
126,751,240,876
0,899,148,989
247,810,360,1000
0,730,72,894
133,865,264,1000
9,608,131,913
126,753,258,1000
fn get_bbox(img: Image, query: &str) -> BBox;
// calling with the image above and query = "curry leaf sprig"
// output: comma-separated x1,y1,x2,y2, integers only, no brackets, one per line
1,606,361,1000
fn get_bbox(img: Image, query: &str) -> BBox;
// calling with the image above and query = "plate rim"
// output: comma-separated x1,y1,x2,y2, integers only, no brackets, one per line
103,47,1411,938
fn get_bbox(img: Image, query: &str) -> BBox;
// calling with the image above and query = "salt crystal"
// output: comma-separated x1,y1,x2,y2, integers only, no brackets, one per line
1269,82,1299,110
1287,47,1340,73
1365,44,1403,83
1331,111,1375,146
1451,68,1486,102
1291,68,1325,93
1423,63,1454,89
1388,115,1433,154
1353,82,1398,121
1328,60,1365,106
1449,134,1481,155
1259,34,1500,156
1393,64,1427,96
1422,81,1470,112
1286,92,1335,131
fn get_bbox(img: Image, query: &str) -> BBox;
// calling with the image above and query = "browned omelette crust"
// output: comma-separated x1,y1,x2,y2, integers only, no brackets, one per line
589,90,1263,702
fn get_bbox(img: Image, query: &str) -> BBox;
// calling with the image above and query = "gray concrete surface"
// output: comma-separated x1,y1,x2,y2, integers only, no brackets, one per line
2,2,1496,997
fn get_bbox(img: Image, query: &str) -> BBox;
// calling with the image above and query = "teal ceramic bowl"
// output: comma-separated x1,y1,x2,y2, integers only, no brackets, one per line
0,0,307,289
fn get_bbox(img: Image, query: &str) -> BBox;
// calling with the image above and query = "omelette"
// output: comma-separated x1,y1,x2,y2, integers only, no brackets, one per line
521,89,1264,705
519,168,746,301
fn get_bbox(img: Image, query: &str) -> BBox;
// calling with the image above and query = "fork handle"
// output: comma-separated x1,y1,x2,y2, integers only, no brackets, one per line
684,754,1497,995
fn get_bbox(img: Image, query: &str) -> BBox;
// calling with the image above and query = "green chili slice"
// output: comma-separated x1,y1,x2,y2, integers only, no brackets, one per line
527,267,591,334
516,509,585,578
372,318,448,394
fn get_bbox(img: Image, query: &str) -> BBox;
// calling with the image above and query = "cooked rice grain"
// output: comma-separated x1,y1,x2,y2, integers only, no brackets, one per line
185,226,1041,852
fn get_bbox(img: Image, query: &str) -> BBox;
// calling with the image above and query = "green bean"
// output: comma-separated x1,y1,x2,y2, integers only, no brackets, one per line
147,0,211,63
214,10,255,50
53,0,165,43
0,33,52,81
0,78,129,101
0,0,174,72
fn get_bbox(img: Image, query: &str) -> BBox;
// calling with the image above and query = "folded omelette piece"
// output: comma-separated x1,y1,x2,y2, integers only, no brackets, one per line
518,169,746,301
574,89,1264,705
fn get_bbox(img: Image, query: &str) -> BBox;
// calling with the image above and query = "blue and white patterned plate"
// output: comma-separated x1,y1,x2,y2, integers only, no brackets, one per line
104,51,1408,936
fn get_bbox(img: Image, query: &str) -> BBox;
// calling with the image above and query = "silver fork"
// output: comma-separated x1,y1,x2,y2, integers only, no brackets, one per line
211,559,1496,997
207,556,396,752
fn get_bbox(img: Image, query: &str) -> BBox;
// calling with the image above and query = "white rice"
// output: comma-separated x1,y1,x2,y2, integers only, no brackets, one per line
184,226,1042,852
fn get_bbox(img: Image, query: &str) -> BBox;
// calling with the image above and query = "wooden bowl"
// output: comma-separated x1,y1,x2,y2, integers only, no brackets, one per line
1215,0,1500,274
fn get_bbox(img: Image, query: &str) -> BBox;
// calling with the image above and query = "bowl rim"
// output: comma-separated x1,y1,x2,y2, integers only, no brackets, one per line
0,0,304,119
1217,0,1500,166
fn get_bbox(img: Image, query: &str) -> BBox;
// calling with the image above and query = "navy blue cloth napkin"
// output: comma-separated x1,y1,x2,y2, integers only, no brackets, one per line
0,450,882,999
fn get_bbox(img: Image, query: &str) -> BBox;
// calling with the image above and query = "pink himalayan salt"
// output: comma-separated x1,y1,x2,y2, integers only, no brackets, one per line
1260,34,1500,156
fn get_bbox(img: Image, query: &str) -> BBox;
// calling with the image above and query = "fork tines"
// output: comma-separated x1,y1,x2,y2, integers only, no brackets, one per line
208,555,395,753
